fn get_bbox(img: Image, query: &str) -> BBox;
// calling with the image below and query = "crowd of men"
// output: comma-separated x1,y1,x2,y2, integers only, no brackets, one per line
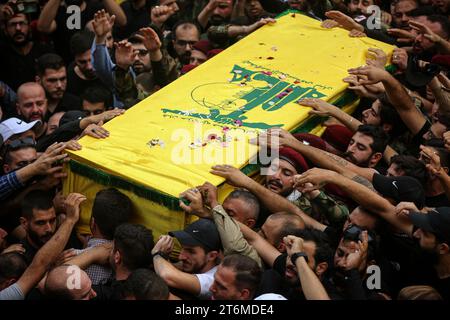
0,0,450,301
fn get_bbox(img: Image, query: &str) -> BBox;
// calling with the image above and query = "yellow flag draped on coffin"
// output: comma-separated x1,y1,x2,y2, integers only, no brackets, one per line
64,12,394,237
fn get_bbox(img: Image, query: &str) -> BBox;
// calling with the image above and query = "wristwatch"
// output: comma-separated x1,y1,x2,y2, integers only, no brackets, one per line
291,252,308,265
152,251,169,259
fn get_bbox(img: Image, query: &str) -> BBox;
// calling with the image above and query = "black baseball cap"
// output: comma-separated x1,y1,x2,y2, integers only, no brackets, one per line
409,207,450,244
373,173,426,209
169,219,222,251
59,111,86,127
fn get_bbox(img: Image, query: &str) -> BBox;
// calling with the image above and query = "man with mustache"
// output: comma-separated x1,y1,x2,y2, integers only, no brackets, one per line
35,54,82,118
0,11,53,91
18,190,58,264
198,0,234,30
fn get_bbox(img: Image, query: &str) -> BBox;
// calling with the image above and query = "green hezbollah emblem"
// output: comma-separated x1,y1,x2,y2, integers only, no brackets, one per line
162,64,326,130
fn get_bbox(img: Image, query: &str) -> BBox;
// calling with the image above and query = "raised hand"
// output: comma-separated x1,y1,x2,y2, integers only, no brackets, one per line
151,235,174,256
386,28,415,44
409,20,444,43
151,4,175,28
114,40,136,70
344,230,369,272
135,27,161,53
283,235,305,257
420,145,443,176
93,9,115,43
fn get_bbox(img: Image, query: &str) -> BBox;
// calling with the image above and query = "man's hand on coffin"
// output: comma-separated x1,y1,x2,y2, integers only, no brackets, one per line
366,48,387,69
300,98,337,117
179,188,212,218
347,65,391,85
82,123,110,139
63,193,86,224
292,168,339,193
250,128,297,150
197,182,219,209
210,165,253,188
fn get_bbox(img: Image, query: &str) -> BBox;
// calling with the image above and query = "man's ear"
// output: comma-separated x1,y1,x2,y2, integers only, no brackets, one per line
438,242,449,255
89,217,96,233
35,76,41,83
315,262,328,277
240,288,251,300
206,250,220,263
245,218,256,229
19,217,28,231
277,242,286,253
443,167,449,174
3,164,11,174
370,152,383,166
382,123,393,133
114,249,121,266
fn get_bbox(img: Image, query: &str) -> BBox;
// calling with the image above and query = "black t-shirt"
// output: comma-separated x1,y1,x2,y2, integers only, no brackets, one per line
0,41,54,91
92,279,126,300
113,0,155,40
66,61,110,97
52,2,104,63
46,92,82,119
426,193,450,208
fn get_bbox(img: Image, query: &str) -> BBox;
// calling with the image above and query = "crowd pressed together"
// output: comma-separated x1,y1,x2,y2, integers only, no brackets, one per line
0,0,450,301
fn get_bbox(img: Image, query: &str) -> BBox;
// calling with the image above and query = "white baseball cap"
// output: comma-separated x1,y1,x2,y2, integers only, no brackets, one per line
254,293,287,300
0,117,41,141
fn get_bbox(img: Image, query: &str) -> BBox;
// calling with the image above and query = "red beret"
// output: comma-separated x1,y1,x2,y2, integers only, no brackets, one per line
207,49,223,59
431,54,450,69
278,147,309,174
322,125,353,153
192,40,211,56
181,64,197,75
294,133,327,150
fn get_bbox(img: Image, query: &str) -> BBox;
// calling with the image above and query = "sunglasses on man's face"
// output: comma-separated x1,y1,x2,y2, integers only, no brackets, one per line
343,225,374,243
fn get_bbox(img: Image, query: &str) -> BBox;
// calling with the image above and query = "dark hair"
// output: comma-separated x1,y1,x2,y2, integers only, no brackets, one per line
0,252,28,284
113,224,154,271
409,6,438,17
122,268,169,300
377,96,408,137
289,228,333,268
36,53,65,76
2,138,36,166
221,254,261,299
21,190,54,219
426,15,450,39
356,124,389,154
390,155,428,185
70,30,95,56
268,212,304,247
226,189,260,220
92,188,133,240
81,86,111,105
